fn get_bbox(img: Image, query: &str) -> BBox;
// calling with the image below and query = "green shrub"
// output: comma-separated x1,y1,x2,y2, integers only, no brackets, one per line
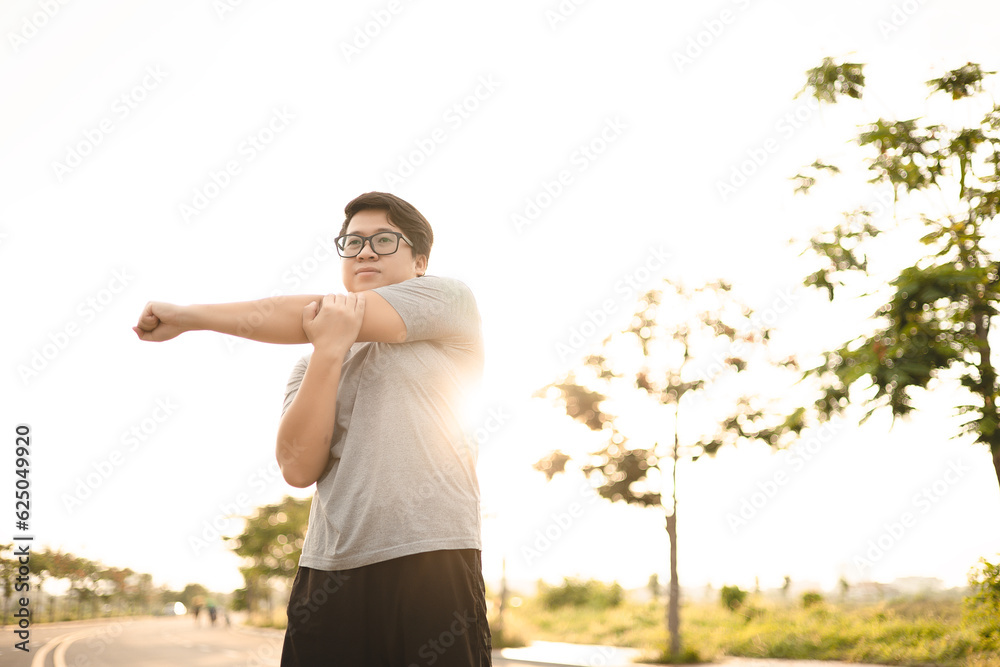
720,585,747,612
644,647,705,664
538,577,624,610
489,625,527,649
802,591,824,608
966,556,1000,642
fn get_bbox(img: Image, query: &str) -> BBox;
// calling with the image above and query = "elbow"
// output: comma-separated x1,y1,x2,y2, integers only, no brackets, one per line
275,436,323,488
277,455,319,488
281,468,317,489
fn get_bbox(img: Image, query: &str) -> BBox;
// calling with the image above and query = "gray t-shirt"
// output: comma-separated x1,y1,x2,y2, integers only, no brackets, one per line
282,275,485,571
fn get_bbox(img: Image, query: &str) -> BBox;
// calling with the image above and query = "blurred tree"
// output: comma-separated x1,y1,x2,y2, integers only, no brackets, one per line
0,547,160,622
181,583,210,609
127,572,155,616
534,279,801,660
648,573,661,599
101,566,132,615
228,495,309,619
31,549,55,621
966,555,1000,640
0,543,14,626
839,575,850,600
791,58,1000,494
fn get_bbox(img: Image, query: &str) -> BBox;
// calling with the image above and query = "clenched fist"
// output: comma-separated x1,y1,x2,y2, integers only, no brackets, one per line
133,301,187,342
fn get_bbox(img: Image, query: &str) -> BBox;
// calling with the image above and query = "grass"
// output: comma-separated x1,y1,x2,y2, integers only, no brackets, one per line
494,595,1000,666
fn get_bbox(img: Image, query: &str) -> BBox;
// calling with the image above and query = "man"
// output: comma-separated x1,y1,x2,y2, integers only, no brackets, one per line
134,192,491,665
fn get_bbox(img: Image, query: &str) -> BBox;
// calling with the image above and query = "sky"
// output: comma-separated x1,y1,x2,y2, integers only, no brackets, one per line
3,0,1000,598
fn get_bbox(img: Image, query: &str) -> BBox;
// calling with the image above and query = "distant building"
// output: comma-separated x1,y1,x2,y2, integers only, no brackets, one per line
848,581,899,601
891,576,944,596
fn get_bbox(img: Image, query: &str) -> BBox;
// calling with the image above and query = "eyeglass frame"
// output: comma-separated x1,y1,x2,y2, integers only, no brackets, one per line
333,231,414,258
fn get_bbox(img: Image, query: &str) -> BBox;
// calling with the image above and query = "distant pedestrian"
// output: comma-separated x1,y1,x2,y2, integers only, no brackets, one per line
191,595,204,626
207,598,218,627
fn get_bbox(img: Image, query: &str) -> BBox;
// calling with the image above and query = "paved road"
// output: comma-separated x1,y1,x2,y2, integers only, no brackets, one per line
0,617,892,667
1,616,284,667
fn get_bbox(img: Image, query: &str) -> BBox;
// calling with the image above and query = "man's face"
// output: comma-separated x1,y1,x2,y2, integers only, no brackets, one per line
340,209,427,293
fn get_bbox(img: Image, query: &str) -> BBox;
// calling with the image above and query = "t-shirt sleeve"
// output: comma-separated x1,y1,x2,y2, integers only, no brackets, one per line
372,275,481,345
281,354,310,416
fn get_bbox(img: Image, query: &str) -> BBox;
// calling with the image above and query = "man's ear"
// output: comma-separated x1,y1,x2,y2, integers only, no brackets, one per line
414,254,428,277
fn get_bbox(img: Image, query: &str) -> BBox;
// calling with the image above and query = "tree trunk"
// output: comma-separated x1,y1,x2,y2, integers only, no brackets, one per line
960,233,998,497
666,511,680,657
993,447,1000,494
497,557,508,637
666,402,681,658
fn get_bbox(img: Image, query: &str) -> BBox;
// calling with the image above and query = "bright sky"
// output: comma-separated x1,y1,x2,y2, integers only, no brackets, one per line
3,0,1000,598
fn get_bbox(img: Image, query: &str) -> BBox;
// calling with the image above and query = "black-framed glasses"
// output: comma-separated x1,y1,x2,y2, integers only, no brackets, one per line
334,231,413,258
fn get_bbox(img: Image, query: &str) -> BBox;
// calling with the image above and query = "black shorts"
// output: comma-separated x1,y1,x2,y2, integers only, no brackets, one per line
280,549,492,666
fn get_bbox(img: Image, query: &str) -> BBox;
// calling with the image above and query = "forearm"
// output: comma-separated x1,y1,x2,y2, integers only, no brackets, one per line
184,295,323,344
276,352,344,488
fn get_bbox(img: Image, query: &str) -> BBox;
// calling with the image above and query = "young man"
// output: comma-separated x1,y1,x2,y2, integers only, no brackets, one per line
133,192,491,666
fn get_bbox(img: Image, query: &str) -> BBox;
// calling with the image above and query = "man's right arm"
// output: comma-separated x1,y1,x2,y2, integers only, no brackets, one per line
132,296,323,344
134,290,408,345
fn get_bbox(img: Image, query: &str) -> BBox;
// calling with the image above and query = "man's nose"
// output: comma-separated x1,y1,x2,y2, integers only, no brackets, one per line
356,238,379,258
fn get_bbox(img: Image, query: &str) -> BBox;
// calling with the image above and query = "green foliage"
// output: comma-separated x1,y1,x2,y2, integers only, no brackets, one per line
800,57,865,103
230,586,249,612
928,63,996,100
802,591,824,608
230,495,309,580
228,495,310,617
966,557,1000,643
858,118,943,192
582,445,661,507
792,59,1000,483
720,585,748,612
537,577,624,610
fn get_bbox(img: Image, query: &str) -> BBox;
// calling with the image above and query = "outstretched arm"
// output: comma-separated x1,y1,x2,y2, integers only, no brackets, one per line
133,292,406,344
276,293,366,488
132,296,319,344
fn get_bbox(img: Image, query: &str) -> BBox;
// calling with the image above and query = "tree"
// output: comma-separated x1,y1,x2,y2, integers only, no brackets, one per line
181,583,210,610
966,555,1000,640
229,495,309,618
648,573,662,599
534,279,800,660
791,58,1000,494
0,543,14,626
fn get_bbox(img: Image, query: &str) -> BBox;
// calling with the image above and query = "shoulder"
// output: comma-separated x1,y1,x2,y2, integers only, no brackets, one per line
374,275,479,311
380,274,475,295
372,275,481,345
